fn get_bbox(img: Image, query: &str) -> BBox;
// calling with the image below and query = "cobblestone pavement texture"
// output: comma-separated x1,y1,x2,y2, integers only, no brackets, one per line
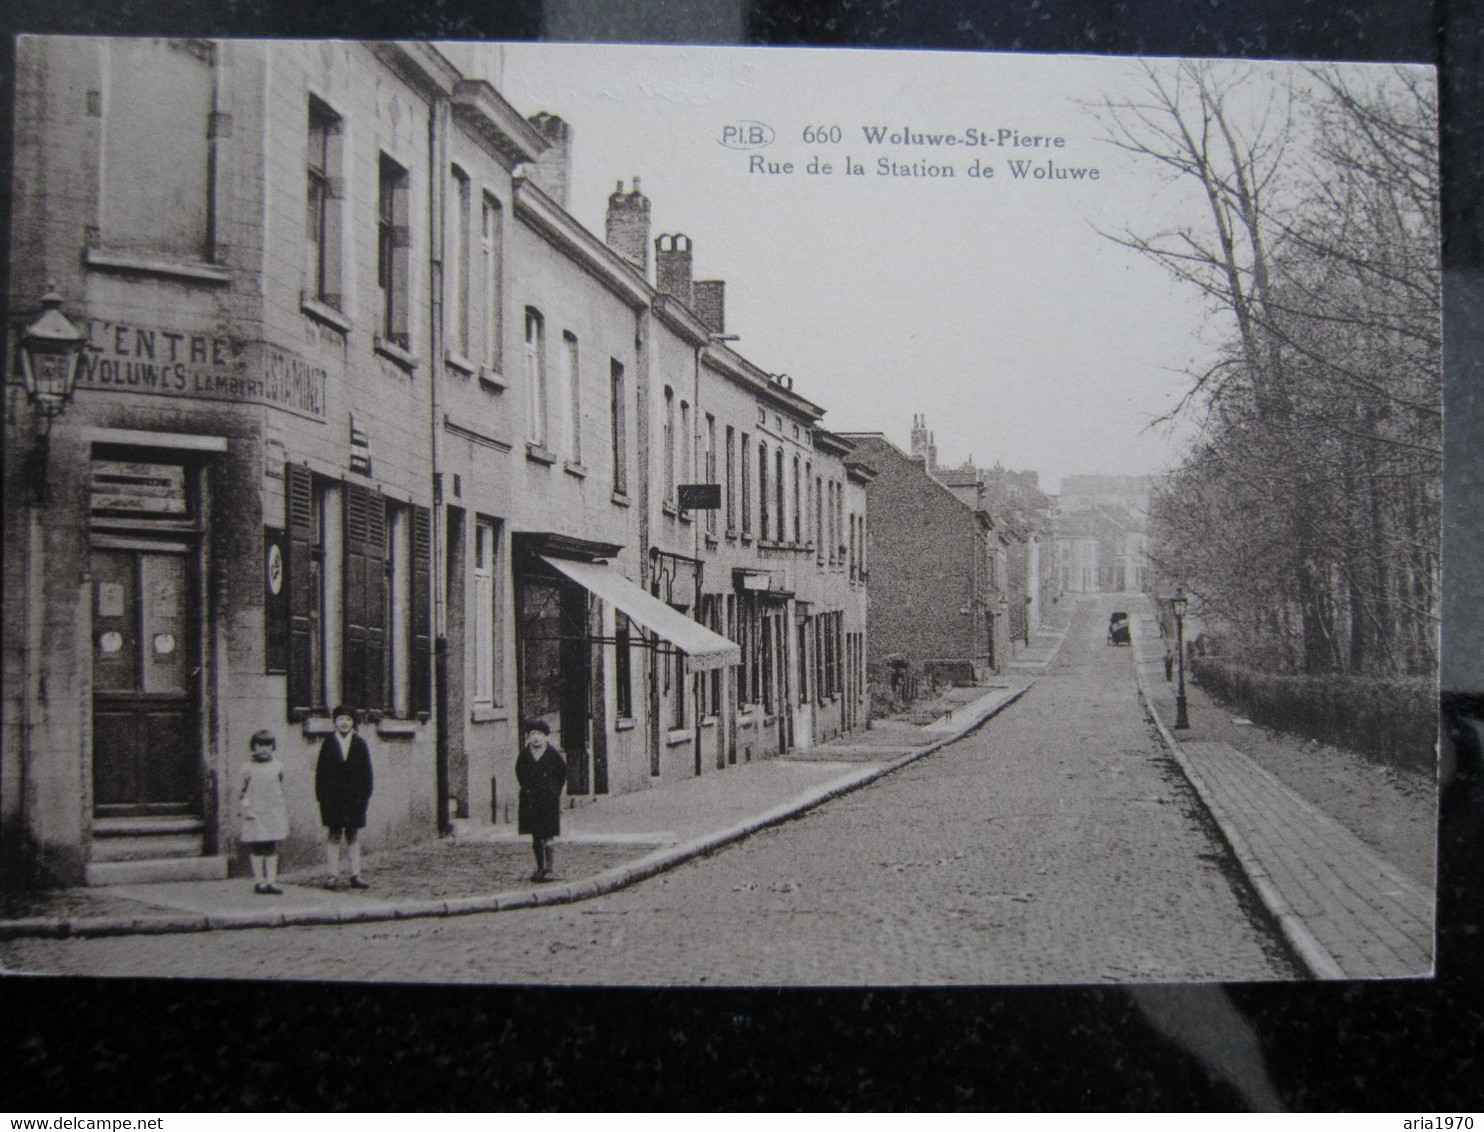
1129,604,1437,979
3,594,1300,985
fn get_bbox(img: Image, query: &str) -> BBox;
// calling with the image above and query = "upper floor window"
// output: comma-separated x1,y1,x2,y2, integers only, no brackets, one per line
562,331,581,462
792,455,802,544
481,194,504,371
725,426,736,531
103,39,216,262
610,360,628,495
450,166,472,357
680,400,692,499
524,308,548,446
741,432,752,534
758,442,769,540
705,415,718,534
378,155,411,348
663,387,676,503
306,98,343,308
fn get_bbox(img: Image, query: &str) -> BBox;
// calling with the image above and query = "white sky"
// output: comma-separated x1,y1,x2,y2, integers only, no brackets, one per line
485,45,1350,493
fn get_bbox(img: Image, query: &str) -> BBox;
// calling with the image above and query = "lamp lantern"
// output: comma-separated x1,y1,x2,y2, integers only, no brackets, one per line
19,285,85,429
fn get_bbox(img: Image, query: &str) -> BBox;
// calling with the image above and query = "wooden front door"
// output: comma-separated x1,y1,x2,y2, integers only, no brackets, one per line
91,544,201,815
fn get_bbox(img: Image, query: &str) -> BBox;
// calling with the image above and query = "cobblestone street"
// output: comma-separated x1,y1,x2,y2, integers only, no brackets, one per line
4,596,1298,985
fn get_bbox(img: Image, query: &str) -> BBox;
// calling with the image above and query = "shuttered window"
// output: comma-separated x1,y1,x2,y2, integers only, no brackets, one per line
343,482,388,713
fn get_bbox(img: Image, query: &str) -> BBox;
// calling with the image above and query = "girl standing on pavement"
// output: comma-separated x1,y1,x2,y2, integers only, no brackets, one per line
239,729,289,895
516,720,567,882
315,705,374,890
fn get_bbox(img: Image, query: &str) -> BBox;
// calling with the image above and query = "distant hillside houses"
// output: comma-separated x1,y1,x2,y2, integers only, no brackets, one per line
1052,475,1157,594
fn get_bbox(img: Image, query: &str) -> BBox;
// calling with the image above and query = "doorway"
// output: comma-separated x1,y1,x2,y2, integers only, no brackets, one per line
90,543,201,816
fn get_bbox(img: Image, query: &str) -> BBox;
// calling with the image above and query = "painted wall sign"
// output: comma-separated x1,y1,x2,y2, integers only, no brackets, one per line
75,320,329,421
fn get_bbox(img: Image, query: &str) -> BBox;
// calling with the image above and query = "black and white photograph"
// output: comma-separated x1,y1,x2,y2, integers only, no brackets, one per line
0,35,1445,996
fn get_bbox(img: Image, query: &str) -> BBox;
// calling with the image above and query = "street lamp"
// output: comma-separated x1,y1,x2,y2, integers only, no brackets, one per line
1171,585,1190,730
17,285,85,504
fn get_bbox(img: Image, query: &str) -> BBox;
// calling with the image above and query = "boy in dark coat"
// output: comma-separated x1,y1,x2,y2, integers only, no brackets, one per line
516,719,567,882
316,704,374,889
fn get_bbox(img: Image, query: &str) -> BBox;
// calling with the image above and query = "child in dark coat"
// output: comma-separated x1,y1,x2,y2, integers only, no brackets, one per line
516,720,567,882
315,704,374,890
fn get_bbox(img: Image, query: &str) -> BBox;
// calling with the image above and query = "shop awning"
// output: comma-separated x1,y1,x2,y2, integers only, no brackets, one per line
539,555,741,671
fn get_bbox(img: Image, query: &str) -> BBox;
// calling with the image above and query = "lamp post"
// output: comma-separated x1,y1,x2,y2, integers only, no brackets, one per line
1171,585,1190,730
17,285,85,504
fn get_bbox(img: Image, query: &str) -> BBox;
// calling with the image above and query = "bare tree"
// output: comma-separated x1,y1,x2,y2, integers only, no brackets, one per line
1098,61,1441,676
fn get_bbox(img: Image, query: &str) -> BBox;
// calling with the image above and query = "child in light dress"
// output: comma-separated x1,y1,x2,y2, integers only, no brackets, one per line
240,729,289,895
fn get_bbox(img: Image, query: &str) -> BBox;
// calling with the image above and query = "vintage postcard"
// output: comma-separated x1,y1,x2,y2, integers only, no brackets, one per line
1,40,1440,986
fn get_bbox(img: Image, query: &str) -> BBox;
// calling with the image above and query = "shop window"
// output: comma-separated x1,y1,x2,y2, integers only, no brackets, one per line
615,613,632,720
472,518,504,707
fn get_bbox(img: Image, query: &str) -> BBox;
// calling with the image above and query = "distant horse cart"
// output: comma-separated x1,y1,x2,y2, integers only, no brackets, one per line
1108,611,1131,646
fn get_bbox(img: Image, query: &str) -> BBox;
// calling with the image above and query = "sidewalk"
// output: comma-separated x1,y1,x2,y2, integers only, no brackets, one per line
0,683,1031,940
1128,601,1435,980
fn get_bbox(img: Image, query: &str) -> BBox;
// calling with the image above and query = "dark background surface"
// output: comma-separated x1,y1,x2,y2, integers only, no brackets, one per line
3,0,1480,1112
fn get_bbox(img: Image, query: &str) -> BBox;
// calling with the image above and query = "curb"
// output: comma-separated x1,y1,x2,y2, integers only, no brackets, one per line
1128,617,1346,981
0,685,1031,940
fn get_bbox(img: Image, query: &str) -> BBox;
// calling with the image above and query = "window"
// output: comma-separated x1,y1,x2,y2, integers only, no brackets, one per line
663,387,676,503
450,167,471,357
705,415,718,534
610,360,627,494
798,619,809,705
819,474,831,563
562,331,581,462
286,464,431,720
481,194,503,370
472,518,503,707
615,614,632,719
725,426,736,531
792,456,802,544
758,442,769,540
775,448,785,546
524,308,548,446
103,40,215,261
850,513,857,580
306,98,343,308
741,432,752,535
680,400,692,501
378,155,411,348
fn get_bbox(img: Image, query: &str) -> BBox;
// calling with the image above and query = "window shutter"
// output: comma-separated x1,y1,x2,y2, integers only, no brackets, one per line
343,483,387,712
286,462,314,719
410,504,433,718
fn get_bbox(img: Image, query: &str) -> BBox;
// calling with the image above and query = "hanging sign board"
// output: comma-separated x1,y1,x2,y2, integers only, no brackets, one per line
678,484,721,510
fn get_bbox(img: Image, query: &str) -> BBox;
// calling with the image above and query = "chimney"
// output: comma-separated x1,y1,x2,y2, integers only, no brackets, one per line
694,279,726,335
910,414,930,463
526,112,572,210
605,177,650,273
654,233,693,306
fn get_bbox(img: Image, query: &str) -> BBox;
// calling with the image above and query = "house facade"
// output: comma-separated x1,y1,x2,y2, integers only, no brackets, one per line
3,37,867,888
839,432,1003,696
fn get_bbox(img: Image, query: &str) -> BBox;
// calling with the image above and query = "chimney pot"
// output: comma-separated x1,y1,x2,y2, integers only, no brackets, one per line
655,233,694,305
694,279,726,335
526,112,572,210
606,176,651,273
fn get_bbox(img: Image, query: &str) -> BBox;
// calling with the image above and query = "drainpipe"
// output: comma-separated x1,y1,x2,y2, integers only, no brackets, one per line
693,340,703,776
429,92,451,836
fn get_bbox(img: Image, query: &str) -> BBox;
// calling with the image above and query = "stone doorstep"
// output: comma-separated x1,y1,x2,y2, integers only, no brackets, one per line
84,855,229,887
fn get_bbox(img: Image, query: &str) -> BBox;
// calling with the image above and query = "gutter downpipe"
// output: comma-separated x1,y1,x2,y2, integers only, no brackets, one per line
430,92,452,836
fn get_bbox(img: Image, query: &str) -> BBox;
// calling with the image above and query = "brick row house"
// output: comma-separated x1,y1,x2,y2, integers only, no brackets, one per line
2,37,869,887
840,431,1005,698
